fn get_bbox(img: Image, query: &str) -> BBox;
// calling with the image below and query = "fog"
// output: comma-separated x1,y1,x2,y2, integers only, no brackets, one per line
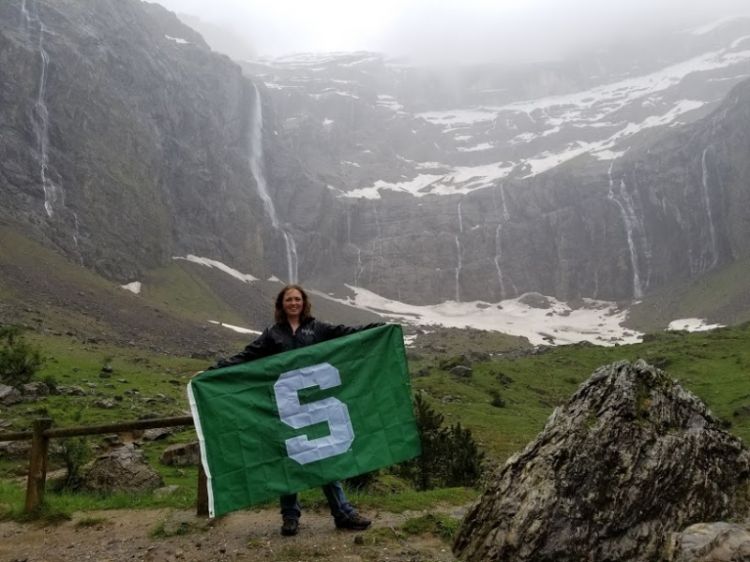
151,0,750,64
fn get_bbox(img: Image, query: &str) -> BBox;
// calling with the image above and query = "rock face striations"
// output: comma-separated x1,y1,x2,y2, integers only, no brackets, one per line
2,0,750,304
453,360,750,562
0,0,298,281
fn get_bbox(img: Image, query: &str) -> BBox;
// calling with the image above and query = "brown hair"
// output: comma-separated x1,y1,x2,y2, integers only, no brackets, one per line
274,284,312,324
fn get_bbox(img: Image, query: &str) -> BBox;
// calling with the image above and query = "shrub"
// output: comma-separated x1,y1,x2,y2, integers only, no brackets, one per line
489,389,506,408
41,374,58,394
395,393,485,490
55,437,91,491
0,325,43,387
53,409,91,491
402,513,459,541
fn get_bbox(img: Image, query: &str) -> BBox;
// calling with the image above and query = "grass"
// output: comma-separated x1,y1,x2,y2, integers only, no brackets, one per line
627,257,750,331
140,262,246,326
9,332,206,430
409,322,750,459
74,515,110,528
3,322,750,518
401,512,460,541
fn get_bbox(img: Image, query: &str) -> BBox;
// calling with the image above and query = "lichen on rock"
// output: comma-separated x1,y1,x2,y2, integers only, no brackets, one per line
453,360,750,562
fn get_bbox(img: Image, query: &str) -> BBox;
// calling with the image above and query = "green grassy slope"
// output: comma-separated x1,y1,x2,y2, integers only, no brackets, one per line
1,322,749,516
0,226,246,355
409,323,750,460
626,258,750,332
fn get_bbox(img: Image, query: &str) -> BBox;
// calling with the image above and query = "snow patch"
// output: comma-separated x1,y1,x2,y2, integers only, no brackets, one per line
666,318,724,332
332,286,642,347
457,142,494,153
173,255,258,283
121,281,142,295
165,35,189,45
209,320,261,335
377,95,405,112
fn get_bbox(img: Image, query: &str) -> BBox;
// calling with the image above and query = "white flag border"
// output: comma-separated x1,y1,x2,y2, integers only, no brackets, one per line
187,381,216,518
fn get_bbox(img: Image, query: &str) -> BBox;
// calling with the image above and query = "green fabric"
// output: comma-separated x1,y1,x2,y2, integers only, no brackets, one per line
188,324,420,517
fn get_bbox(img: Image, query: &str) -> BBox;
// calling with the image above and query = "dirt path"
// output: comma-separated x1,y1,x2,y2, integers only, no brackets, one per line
0,506,461,562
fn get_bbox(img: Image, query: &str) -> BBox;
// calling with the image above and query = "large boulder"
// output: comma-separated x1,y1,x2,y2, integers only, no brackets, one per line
0,383,21,405
453,360,750,562
81,444,163,493
160,442,200,466
666,522,750,562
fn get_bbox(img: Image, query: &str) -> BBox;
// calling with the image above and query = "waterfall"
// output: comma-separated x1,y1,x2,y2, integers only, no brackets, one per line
23,0,62,218
454,201,465,301
248,83,298,282
700,148,719,272
20,0,29,31
374,206,384,261
354,247,364,287
607,161,647,299
454,235,462,302
282,232,298,284
72,211,84,265
345,207,365,286
492,184,515,299
364,205,385,283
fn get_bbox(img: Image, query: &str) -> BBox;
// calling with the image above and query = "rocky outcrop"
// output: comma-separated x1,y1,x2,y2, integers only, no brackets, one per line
81,444,163,493
0,383,21,405
667,522,750,562
0,0,279,281
453,360,750,562
160,442,200,467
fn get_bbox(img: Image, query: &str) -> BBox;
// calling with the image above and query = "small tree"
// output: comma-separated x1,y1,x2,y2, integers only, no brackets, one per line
57,437,91,491
0,325,43,387
54,409,91,491
396,393,485,490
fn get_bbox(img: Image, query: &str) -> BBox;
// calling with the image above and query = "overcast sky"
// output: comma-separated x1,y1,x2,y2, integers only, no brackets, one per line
151,0,750,64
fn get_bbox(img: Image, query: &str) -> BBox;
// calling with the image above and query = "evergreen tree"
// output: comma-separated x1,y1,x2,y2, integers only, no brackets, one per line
397,393,485,489
0,325,43,387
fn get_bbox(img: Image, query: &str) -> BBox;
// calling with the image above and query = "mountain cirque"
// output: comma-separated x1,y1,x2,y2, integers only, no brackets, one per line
2,0,750,308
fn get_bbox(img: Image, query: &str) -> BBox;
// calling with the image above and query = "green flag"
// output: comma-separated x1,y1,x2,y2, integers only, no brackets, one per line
188,324,420,517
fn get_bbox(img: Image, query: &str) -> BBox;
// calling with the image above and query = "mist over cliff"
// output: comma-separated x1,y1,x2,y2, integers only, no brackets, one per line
2,0,750,314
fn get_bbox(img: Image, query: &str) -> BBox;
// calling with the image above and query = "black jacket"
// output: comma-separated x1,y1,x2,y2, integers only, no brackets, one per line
212,317,383,369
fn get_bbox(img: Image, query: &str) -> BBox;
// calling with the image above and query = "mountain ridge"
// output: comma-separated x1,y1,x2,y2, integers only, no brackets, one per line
1,0,750,333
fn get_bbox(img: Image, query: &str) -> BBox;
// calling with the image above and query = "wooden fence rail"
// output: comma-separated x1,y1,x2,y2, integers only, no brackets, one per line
0,415,209,516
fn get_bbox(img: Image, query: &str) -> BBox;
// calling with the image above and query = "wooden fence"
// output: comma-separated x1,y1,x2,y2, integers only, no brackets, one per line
0,415,209,516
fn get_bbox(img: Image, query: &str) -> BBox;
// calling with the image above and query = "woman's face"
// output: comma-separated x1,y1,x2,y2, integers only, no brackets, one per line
282,289,304,320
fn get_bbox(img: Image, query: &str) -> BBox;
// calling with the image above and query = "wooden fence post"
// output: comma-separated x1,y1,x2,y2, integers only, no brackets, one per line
196,462,209,517
25,418,52,513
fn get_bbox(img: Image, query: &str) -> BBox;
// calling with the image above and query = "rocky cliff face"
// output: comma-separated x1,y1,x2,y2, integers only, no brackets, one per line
0,0,295,281
1,1,749,306
249,21,750,304
453,360,750,562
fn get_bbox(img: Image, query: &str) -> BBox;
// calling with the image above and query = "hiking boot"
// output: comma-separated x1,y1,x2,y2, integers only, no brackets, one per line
281,517,299,536
335,513,371,531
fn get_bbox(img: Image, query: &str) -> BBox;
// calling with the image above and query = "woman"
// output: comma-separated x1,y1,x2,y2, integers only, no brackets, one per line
211,284,381,536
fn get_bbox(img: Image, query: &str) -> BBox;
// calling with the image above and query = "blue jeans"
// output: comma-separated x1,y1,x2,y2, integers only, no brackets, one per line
280,481,356,521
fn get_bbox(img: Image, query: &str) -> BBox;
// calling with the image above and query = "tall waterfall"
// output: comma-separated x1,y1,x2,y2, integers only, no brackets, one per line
23,0,62,218
454,201,464,301
454,235,462,302
249,83,298,282
607,161,650,299
493,184,514,299
700,148,719,272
